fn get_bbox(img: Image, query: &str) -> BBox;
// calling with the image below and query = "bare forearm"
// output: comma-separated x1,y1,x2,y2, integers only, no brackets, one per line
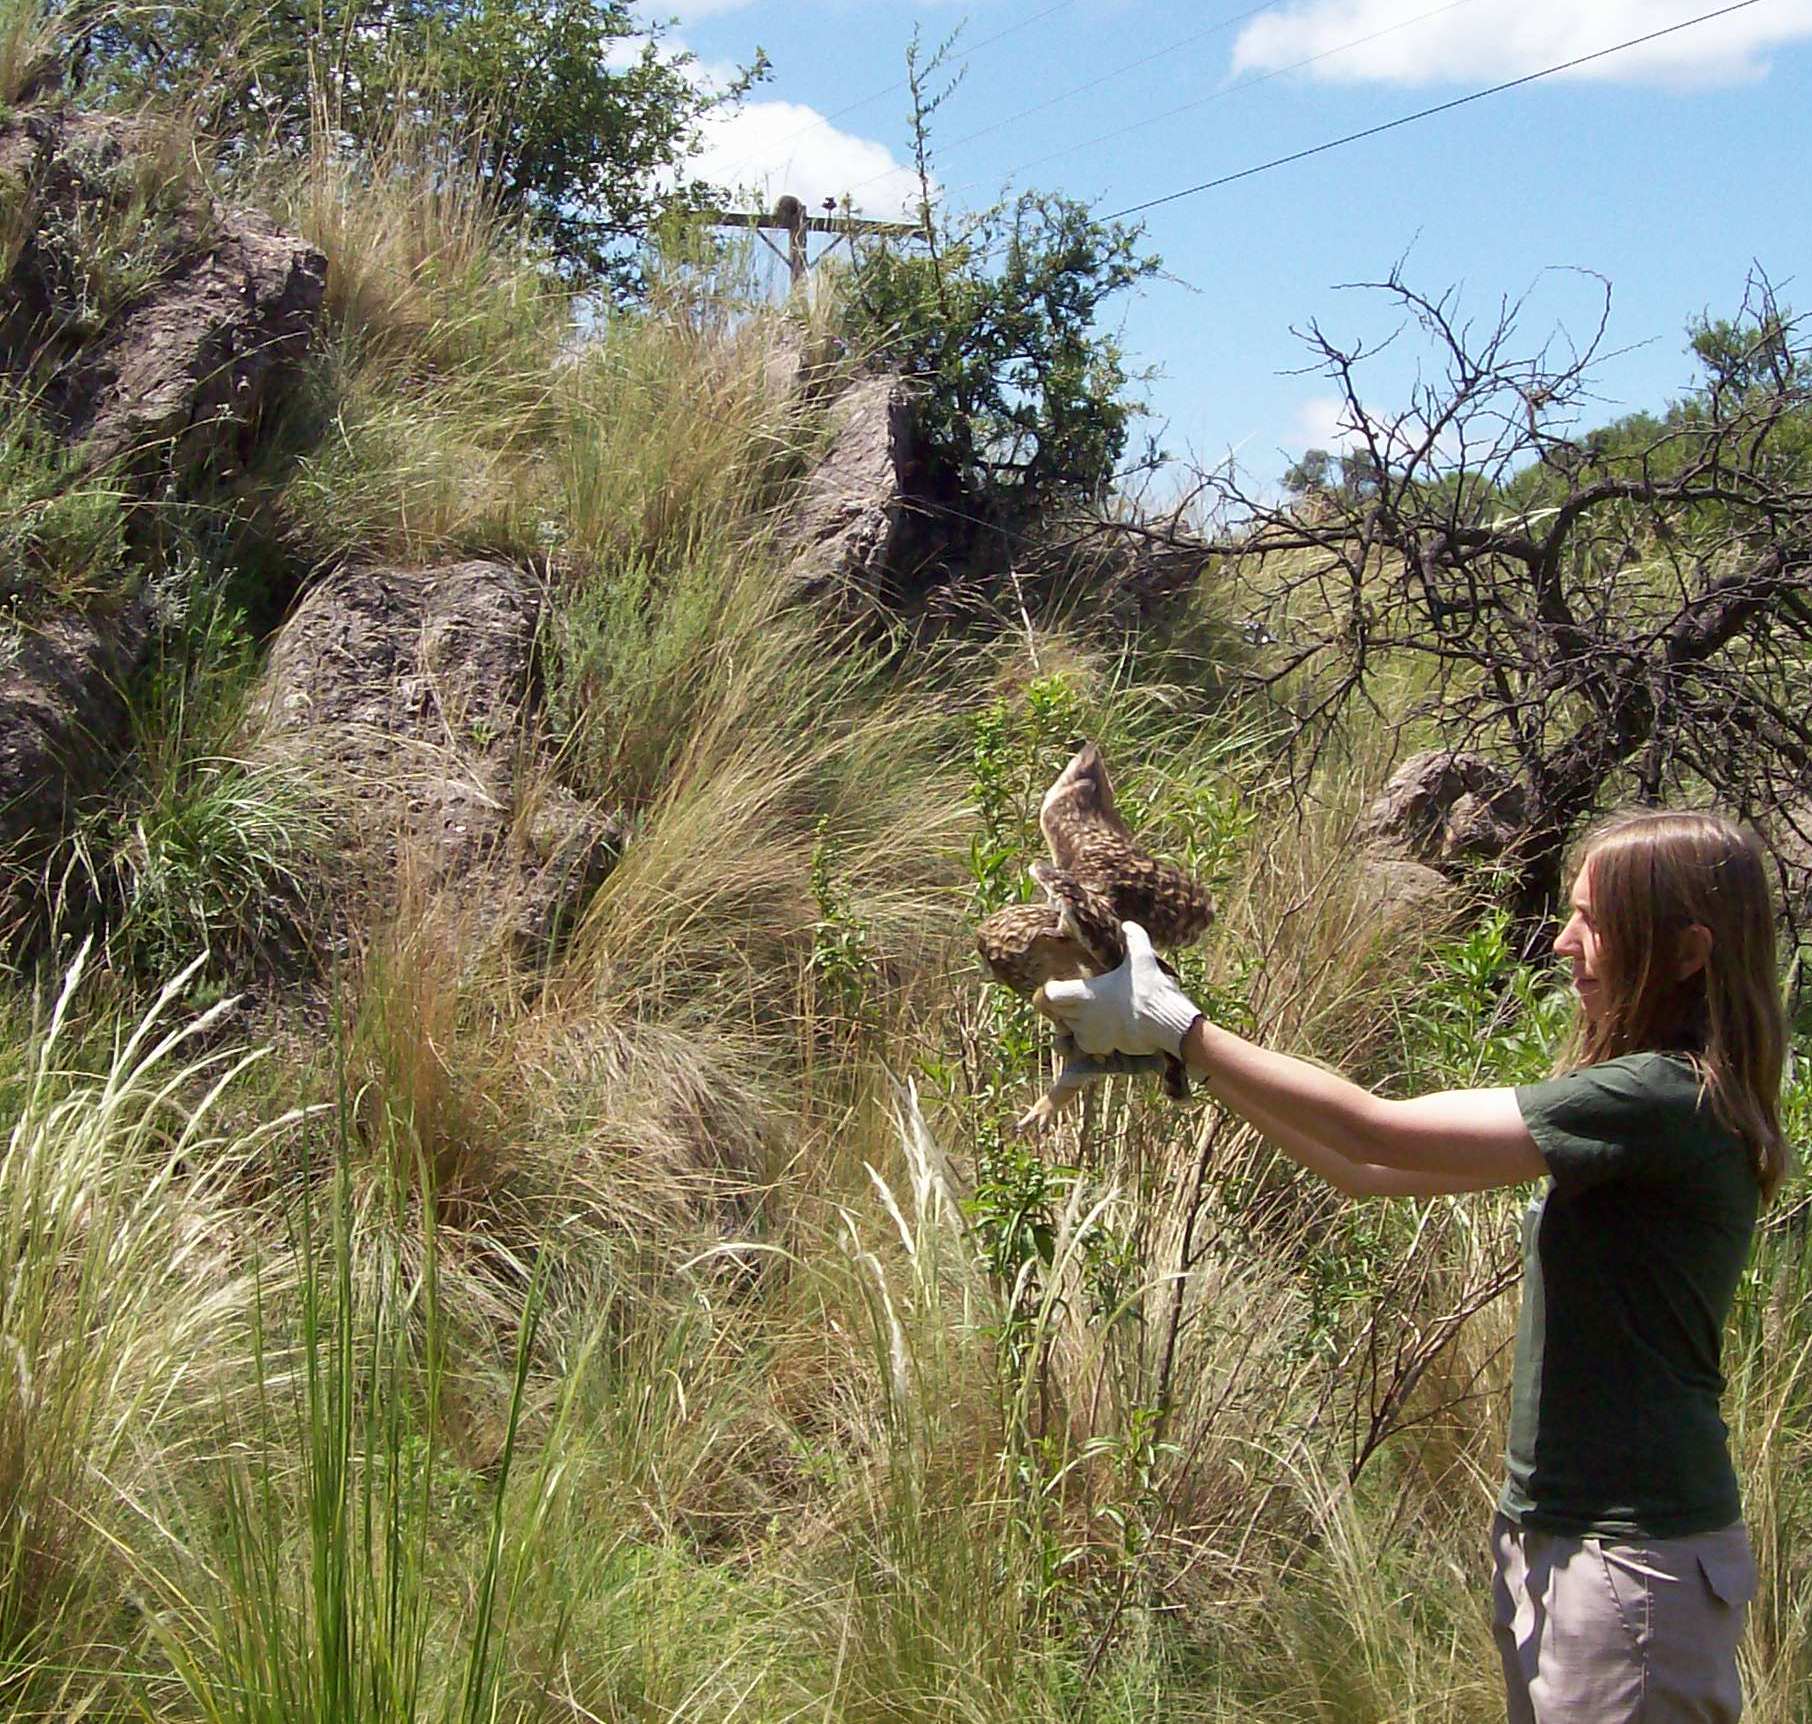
1180,1018,1545,1187
1036,921,1544,1190
1183,1018,1394,1163
1226,1085,1516,1198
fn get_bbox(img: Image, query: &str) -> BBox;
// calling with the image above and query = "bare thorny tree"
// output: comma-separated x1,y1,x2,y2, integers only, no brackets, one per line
1205,267,1812,937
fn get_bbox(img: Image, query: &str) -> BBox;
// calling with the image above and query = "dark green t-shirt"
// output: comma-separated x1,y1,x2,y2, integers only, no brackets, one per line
1503,1051,1757,1538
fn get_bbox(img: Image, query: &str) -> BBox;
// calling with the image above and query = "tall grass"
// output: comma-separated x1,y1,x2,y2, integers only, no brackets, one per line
139,1153,547,1724
46,567,326,978
0,950,293,1716
255,96,567,568
1,51,1802,1720
0,0,58,109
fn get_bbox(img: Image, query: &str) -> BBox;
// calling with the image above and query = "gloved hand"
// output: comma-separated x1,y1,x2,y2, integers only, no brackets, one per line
1038,921,1202,1059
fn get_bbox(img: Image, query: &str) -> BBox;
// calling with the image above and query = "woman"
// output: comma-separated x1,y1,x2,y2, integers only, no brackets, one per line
1041,809,1788,1722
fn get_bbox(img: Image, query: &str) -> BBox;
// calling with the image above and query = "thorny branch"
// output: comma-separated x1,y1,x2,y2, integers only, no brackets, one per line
1201,267,1812,929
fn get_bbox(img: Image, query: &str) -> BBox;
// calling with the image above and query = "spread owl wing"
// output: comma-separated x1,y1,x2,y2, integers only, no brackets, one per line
1036,746,1215,946
1039,805,1086,872
1040,791,1137,884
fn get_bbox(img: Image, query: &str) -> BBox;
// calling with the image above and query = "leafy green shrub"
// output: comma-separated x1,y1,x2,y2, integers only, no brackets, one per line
1390,909,1572,1094
80,0,759,291
808,814,880,1035
841,35,1161,515
846,188,1160,512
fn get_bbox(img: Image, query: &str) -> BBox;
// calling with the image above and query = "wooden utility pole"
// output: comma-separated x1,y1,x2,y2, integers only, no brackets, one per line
710,195,925,288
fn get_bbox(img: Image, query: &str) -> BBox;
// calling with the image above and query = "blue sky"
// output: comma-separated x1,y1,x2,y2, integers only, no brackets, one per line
648,0,1812,489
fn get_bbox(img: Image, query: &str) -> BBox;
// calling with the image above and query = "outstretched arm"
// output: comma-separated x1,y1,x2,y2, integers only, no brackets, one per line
1040,923,1547,1198
1182,1017,1544,1193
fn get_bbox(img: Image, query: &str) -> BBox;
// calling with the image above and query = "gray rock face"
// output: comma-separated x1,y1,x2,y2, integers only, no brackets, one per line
1362,749,1529,869
0,598,146,916
0,110,325,904
64,200,325,481
251,562,619,952
783,374,930,607
1359,854,1457,929
4,111,327,484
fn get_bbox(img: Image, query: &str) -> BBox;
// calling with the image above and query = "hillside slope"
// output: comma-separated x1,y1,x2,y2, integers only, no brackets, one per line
0,89,1805,1724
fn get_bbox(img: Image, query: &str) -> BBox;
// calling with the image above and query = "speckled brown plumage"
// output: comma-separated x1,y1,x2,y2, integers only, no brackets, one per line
1037,743,1215,946
974,744,1214,1128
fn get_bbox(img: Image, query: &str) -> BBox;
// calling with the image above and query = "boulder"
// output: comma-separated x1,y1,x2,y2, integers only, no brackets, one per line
1362,749,1528,869
783,373,935,608
1359,854,1458,929
2,110,327,487
251,561,620,952
61,198,325,483
0,597,147,918
0,109,325,921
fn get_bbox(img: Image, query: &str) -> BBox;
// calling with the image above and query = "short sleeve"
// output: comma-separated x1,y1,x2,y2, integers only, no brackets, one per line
1514,1055,1686,1191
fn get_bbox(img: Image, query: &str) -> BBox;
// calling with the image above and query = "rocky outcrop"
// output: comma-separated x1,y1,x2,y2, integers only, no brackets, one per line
1361,749,1529,870
783,374,937,608
1359,854,1457,928
0,597,147,919
250,561,620,952
2,110,326,486
0,109,326,904
58,197,323,481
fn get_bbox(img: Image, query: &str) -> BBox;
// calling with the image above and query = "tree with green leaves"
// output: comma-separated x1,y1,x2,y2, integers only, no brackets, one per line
68,0,762,290
1280,446,1377,508
842,29,1161,517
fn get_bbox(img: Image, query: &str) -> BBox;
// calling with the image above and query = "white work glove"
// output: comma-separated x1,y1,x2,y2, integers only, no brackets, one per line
1039,921,1202,1059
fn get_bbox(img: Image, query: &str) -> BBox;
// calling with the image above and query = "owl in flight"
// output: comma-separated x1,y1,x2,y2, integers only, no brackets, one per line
975,743,1215,1130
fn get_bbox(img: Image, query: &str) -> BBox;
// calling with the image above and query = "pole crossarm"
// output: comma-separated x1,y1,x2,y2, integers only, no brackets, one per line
710,212,925,239
704,196,927,288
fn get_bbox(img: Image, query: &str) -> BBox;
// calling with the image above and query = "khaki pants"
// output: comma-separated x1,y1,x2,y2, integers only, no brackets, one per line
1492,1513,1755,1722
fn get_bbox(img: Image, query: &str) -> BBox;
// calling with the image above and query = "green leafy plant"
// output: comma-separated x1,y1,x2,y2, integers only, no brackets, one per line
808,814,880,1034
843,30,1162,515
967,672,1087,917
1393,908,1573,1094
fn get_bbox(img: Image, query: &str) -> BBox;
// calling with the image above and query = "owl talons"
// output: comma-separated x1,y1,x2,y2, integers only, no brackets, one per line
1015,1092,1067,1134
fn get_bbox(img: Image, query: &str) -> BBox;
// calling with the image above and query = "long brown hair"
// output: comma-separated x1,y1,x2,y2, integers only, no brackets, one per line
1562,809,1789,1204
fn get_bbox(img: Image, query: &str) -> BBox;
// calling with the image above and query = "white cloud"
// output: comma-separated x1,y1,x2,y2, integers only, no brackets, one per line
1232,0,1812,88
1291,394,1366,453
685,99,923,222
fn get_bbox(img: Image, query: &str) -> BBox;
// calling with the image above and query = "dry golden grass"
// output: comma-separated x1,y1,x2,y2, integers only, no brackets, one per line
1,67,1801,1719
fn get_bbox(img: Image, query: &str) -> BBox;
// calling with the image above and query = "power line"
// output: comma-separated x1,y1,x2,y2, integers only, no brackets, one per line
1101,0,1766,223
926,2,1282,160
715,0,1084,183
849,0,1486,208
